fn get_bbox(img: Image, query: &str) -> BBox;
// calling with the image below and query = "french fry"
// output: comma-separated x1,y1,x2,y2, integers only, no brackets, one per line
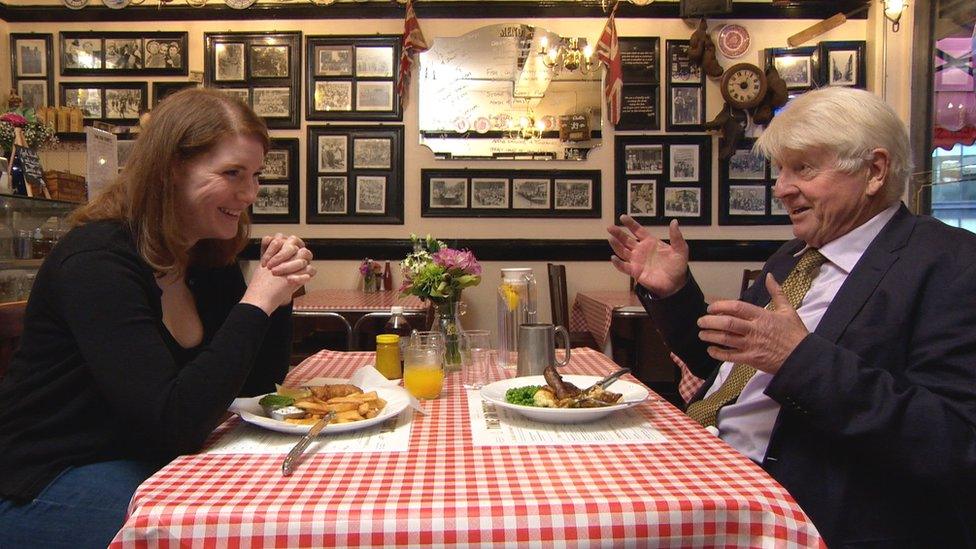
334,410,365,423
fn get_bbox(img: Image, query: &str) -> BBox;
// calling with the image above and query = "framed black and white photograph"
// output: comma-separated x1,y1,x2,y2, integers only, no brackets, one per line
250,45,290,78
729,148,767,180
719,137,789,225
356,46,394,78
669,144,700,182
765,46,818,90
306,35,402,121
13,36,49,77
315,45,353,76
353,138,391,169
819,41,866,89
251,88,291,118
317,135,348,172
667,40,702,84
471,178,509,209
152,81,197,108
628,180,657,217
423,169,600,218
356,81,394,111
222,88,250,105
105,88,144,119
17,80,48,111
512,178,550,209
60,32,187,76
356,175,387,214
11,34,54,111
555,179,593,210
252,138,300,222
729,185,767,216
317,176,348,214
60,81,147,125
670,86,702,126
615,135,712,226
307,125,404,224
429,178,468,208
625,144,663,175
205,32,301,129
664,187,702,217
315,81,353,111
214,42,246,81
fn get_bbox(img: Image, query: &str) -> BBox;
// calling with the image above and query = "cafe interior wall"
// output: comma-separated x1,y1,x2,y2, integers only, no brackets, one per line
0,7,914,333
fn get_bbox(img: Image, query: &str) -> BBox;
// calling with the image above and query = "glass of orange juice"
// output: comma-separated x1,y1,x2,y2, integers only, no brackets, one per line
403,345,444,399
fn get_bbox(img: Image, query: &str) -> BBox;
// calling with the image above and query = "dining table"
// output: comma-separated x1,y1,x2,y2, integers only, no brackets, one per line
110,347,823,547
291,289,428,352
293,289,426,315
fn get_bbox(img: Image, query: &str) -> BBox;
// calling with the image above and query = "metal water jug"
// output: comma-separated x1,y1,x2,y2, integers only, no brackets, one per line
496,267,537,369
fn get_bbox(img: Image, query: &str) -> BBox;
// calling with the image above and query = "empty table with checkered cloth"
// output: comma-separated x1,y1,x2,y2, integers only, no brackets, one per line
110,348,823,548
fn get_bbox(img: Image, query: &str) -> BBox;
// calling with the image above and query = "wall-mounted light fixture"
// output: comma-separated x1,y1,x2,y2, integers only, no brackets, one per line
882,0,906,33
539,36,597,75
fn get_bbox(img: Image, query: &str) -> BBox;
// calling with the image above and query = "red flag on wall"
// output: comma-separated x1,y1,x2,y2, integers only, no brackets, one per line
396,0,429,107
596,2,622,126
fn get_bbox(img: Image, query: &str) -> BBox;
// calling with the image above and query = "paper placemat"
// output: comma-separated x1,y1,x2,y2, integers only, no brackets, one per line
467,390,667,446
205,410,413,455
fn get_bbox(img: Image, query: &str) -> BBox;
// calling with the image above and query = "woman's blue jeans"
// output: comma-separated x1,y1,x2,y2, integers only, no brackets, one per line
0,460,160,549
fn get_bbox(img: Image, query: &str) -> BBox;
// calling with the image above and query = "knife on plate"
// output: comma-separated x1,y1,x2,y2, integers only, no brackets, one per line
282,411,335,476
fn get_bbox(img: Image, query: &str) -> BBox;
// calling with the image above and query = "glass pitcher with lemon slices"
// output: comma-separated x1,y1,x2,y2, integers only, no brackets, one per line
496,267,537,369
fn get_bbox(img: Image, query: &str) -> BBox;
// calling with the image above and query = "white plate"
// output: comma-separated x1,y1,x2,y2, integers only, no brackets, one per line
479,375,650,424
230,378,410,435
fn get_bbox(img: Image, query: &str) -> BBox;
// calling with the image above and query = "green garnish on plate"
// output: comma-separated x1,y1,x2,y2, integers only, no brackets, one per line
505,385,542,407
258,394,295,409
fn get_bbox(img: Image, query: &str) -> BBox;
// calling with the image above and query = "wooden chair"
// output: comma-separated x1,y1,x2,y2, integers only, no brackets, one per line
290,312,352,365
351,309,428,351
547,263,599,350
740,269,763,295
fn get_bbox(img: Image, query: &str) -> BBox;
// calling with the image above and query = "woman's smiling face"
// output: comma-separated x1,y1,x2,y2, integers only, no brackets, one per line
177,133,264,246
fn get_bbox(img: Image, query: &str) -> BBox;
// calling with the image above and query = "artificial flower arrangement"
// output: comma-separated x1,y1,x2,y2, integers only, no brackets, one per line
400,234,482,367
0,109,57,155
359,258,384,292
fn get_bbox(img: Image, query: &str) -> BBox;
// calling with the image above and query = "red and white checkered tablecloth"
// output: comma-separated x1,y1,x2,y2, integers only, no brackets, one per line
111,348,823,548
570,291,643,349
294,289,427,313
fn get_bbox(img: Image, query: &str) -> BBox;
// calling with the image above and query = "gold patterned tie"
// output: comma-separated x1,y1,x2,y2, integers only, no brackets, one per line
685,249,826,428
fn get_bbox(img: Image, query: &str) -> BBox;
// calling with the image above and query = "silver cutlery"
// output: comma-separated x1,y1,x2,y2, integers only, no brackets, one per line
282,411,335,476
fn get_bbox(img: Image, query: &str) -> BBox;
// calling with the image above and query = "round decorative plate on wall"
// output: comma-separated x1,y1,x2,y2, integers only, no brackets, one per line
224,0,256,9
103,0,131,9
62,0,89,9
717,24,751,59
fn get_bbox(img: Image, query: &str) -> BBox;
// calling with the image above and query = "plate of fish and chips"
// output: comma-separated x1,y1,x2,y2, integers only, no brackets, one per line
479,367,650,424
230,377,411,434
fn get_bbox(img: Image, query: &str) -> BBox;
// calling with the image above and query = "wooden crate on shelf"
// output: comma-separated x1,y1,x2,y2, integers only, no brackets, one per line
41,171,88,203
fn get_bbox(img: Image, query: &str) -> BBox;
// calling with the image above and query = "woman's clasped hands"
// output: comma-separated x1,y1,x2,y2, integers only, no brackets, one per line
243,233,316,314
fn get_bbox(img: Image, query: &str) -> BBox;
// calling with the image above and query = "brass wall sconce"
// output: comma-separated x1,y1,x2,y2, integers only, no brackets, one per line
539,36,597,75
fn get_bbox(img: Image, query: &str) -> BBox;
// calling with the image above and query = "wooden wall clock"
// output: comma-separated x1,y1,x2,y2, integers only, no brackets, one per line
720,63,766,110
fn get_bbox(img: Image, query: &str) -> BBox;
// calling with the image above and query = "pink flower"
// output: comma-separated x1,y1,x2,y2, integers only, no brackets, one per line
0,113,28,127
433,248,482,276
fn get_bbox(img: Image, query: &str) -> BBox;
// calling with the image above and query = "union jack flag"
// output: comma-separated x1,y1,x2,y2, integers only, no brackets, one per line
596,1,622,126
396,0,429,107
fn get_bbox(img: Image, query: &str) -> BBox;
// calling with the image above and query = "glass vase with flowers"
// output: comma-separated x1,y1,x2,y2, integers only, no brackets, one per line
400,234,482,370
359,258,383,292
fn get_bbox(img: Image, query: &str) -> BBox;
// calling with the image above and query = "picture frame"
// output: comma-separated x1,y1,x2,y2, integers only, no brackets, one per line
306,125,404,224
59,32,188,76
205,32,302,129
615,135,712,226
819,40,866,89
618,37,659,84
306,35,402,121
151,81,198,108
251,138,300,224
719,138,790,225
764,46,819,90
665,40,706,132
10,33,54,110
421,169,601,218
616,84,660,131
60,81,147,125
679,0,733,18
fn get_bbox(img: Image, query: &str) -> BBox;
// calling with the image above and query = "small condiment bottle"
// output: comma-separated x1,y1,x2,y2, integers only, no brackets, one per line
375,334,402,380
382,261,393,291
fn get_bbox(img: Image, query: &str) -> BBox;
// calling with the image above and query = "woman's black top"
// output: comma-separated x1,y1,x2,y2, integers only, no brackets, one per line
0,221,291,501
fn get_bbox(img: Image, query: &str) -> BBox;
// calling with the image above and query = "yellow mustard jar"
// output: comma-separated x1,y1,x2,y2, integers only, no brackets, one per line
375,334,401,380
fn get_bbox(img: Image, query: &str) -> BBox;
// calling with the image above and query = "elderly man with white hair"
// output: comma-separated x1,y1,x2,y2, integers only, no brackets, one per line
608,86,976,547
